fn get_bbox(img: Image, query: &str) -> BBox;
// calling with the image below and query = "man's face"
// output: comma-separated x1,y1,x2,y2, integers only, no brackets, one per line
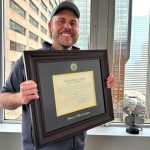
49,9,79,50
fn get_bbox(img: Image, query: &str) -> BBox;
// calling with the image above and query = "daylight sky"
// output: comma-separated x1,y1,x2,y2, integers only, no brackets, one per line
132,0,150,16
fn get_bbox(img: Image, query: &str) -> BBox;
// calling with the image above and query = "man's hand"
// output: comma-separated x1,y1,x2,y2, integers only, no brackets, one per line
18,80,39,105
106,73,115,88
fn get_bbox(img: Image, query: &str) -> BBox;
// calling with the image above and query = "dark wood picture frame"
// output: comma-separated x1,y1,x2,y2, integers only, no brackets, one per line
23,50,114,149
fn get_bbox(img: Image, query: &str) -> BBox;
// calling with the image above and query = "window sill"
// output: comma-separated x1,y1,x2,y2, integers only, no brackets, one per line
0,123,21,133
87,126,150,137
0,123,150,138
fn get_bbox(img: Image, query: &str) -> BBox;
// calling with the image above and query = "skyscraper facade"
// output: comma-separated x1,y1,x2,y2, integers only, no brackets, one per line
5,0,70,79
124,15,149,120
112,0,131,121
74,0,91,49
113,0,150,122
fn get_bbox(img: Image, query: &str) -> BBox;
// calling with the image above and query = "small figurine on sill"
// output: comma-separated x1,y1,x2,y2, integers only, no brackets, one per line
123,105,144,134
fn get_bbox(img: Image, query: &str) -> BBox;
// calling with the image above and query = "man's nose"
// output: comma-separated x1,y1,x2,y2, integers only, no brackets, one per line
64,22,71,29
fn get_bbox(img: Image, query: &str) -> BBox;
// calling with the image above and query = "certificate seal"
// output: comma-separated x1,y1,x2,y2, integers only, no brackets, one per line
70,63,78,71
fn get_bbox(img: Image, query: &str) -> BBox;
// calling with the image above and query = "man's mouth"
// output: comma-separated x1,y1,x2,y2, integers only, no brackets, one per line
61,31,72,37
62,33,72,37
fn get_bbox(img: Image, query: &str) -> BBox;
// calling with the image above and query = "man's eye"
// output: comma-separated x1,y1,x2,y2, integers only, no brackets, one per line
58,20,65,24
71,22,77,27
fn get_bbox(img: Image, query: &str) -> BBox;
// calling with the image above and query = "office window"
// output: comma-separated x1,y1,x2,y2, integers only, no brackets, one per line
29,0,38,14
112,0,150,123
10,40,26,52
7,0,150,126
10,0,26,18
10,20,26,35
41,25,47,35
41,12,47,23
41,0,47,12
49,0,53,8
29,31,39,42
29,15,38,28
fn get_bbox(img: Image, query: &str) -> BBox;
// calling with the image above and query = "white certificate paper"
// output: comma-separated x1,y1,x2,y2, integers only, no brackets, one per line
52,71,97,117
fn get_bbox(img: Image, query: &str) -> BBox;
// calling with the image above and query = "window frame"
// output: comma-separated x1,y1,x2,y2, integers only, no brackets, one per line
0,0,4,123
90,0,115,70
0,0,150,130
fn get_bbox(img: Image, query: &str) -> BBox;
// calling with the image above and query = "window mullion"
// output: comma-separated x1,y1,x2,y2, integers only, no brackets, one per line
0,108,3,123
0,0,5,123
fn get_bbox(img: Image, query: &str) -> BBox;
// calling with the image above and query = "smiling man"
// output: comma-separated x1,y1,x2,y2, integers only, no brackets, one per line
0,1,114,150
49,8,79,50
48,1,80,50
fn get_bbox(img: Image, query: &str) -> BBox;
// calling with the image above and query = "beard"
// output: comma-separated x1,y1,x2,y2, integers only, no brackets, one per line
52,30,78,50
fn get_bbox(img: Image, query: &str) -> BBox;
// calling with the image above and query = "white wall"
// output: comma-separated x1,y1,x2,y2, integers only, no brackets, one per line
85,135,150,150
0,133,22,150
0,133,150,150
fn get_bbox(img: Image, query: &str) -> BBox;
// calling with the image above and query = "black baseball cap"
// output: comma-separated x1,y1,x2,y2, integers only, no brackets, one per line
50,1,80,20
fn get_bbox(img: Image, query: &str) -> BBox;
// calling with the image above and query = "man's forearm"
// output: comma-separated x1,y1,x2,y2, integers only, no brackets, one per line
0,92,22,110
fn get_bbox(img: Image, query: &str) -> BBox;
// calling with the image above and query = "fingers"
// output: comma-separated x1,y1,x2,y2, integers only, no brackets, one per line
107,73,115,88
19,80,39,105
20,80,38,90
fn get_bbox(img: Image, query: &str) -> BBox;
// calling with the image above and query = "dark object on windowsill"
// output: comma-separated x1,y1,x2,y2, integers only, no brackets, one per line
126,124,142,134
125,111,144,134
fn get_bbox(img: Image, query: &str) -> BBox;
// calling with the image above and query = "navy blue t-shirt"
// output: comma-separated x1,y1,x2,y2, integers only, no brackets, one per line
0,42,86,150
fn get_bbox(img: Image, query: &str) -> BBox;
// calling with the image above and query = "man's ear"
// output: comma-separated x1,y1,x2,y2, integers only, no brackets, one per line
48,21,52,33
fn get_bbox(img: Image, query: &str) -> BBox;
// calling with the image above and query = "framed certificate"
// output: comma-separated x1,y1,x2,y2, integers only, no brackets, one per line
23,50,114,149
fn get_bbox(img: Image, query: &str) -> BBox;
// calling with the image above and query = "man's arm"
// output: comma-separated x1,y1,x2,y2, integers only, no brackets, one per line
0,80,39,110
0,75,114,110
0,92,22,110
